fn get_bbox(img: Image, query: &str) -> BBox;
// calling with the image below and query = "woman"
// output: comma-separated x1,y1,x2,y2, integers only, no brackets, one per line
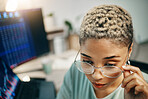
57,5,148,99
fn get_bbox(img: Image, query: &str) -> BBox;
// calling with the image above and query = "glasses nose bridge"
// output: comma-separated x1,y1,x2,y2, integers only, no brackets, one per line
92,63,103,69
92,65,103,73
93,66,102,70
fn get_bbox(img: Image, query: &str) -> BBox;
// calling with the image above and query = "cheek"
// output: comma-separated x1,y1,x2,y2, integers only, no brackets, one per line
106,78,118,83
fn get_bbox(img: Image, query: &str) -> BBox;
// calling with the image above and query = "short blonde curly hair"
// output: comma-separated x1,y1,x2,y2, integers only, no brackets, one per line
80,5,133,49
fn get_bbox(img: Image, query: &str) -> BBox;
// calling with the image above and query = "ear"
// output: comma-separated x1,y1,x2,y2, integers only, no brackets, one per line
128,43,133,59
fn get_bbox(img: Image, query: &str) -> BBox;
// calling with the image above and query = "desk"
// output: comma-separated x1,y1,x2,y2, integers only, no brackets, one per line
13,50,78,92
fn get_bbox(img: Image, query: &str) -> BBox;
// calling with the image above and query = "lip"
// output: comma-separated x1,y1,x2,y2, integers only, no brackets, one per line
92,82,107,88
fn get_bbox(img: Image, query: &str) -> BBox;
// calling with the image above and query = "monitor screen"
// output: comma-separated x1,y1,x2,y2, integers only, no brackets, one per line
20,8,49,57
0,8,49,68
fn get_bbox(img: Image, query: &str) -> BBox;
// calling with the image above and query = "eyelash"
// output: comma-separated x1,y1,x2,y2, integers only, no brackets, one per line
104,63,115,66
82,59,116,66
82,60,93,64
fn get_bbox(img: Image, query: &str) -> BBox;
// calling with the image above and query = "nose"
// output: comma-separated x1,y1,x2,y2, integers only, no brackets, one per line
92,69,103,80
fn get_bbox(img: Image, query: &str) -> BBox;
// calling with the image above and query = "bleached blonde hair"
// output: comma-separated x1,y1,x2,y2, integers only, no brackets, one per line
80,5,133,49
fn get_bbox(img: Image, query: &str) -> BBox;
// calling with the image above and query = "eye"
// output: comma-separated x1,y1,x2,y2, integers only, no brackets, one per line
82,60,93,65
105,63,115,66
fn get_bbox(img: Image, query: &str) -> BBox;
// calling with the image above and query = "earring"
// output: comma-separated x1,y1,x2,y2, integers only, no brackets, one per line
126,60,130,65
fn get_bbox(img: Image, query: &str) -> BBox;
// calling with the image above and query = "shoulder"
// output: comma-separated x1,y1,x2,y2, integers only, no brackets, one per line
59,63,95,99
56,63,80,99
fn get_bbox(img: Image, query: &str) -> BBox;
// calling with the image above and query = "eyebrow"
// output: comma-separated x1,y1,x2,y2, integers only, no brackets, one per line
103,56,120,59
81,53,120,60
81,53,92,58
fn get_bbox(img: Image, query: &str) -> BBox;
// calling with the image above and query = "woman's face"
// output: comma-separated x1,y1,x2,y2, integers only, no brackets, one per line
80,39,131,92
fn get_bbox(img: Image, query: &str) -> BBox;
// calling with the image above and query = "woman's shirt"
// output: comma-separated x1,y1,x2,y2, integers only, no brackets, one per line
56,63,148,99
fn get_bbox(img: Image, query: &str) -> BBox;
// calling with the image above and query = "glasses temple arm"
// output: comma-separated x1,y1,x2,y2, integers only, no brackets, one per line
73,49,80,63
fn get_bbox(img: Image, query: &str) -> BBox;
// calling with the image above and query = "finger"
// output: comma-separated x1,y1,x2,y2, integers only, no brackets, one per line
122,65,144,79
122,65,130,78
124,78,140,93
122,73,142,88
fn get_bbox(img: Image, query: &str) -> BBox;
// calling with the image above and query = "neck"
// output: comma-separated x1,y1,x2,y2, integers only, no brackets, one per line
95,74,123,98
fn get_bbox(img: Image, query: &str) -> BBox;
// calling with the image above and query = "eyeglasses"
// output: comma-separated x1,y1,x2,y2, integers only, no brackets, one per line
74,50,126,78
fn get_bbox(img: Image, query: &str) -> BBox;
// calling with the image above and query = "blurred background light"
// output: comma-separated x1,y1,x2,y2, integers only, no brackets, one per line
5,0,18,11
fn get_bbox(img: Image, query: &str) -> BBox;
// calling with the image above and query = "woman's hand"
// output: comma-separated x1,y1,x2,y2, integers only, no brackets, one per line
122,65,148,99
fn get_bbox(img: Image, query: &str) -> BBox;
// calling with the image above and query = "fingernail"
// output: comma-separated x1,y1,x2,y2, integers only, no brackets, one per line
122,65,126,68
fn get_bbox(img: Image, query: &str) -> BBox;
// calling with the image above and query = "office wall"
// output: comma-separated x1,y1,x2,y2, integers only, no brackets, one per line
0,0,6,11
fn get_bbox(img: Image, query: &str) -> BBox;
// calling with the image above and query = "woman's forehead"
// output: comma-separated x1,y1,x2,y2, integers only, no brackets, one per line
80,39,128,58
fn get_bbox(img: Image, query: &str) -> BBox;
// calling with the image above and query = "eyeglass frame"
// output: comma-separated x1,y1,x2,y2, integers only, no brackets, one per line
73,50,129,78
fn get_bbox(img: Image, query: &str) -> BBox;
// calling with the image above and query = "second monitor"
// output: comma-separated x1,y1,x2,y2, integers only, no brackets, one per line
0,8,49,68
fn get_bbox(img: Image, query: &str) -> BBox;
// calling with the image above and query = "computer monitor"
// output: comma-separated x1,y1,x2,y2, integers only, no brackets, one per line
0,8,49,69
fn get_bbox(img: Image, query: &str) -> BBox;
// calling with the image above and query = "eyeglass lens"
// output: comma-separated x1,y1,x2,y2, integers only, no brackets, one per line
75,61,122,78
102,66,122,77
